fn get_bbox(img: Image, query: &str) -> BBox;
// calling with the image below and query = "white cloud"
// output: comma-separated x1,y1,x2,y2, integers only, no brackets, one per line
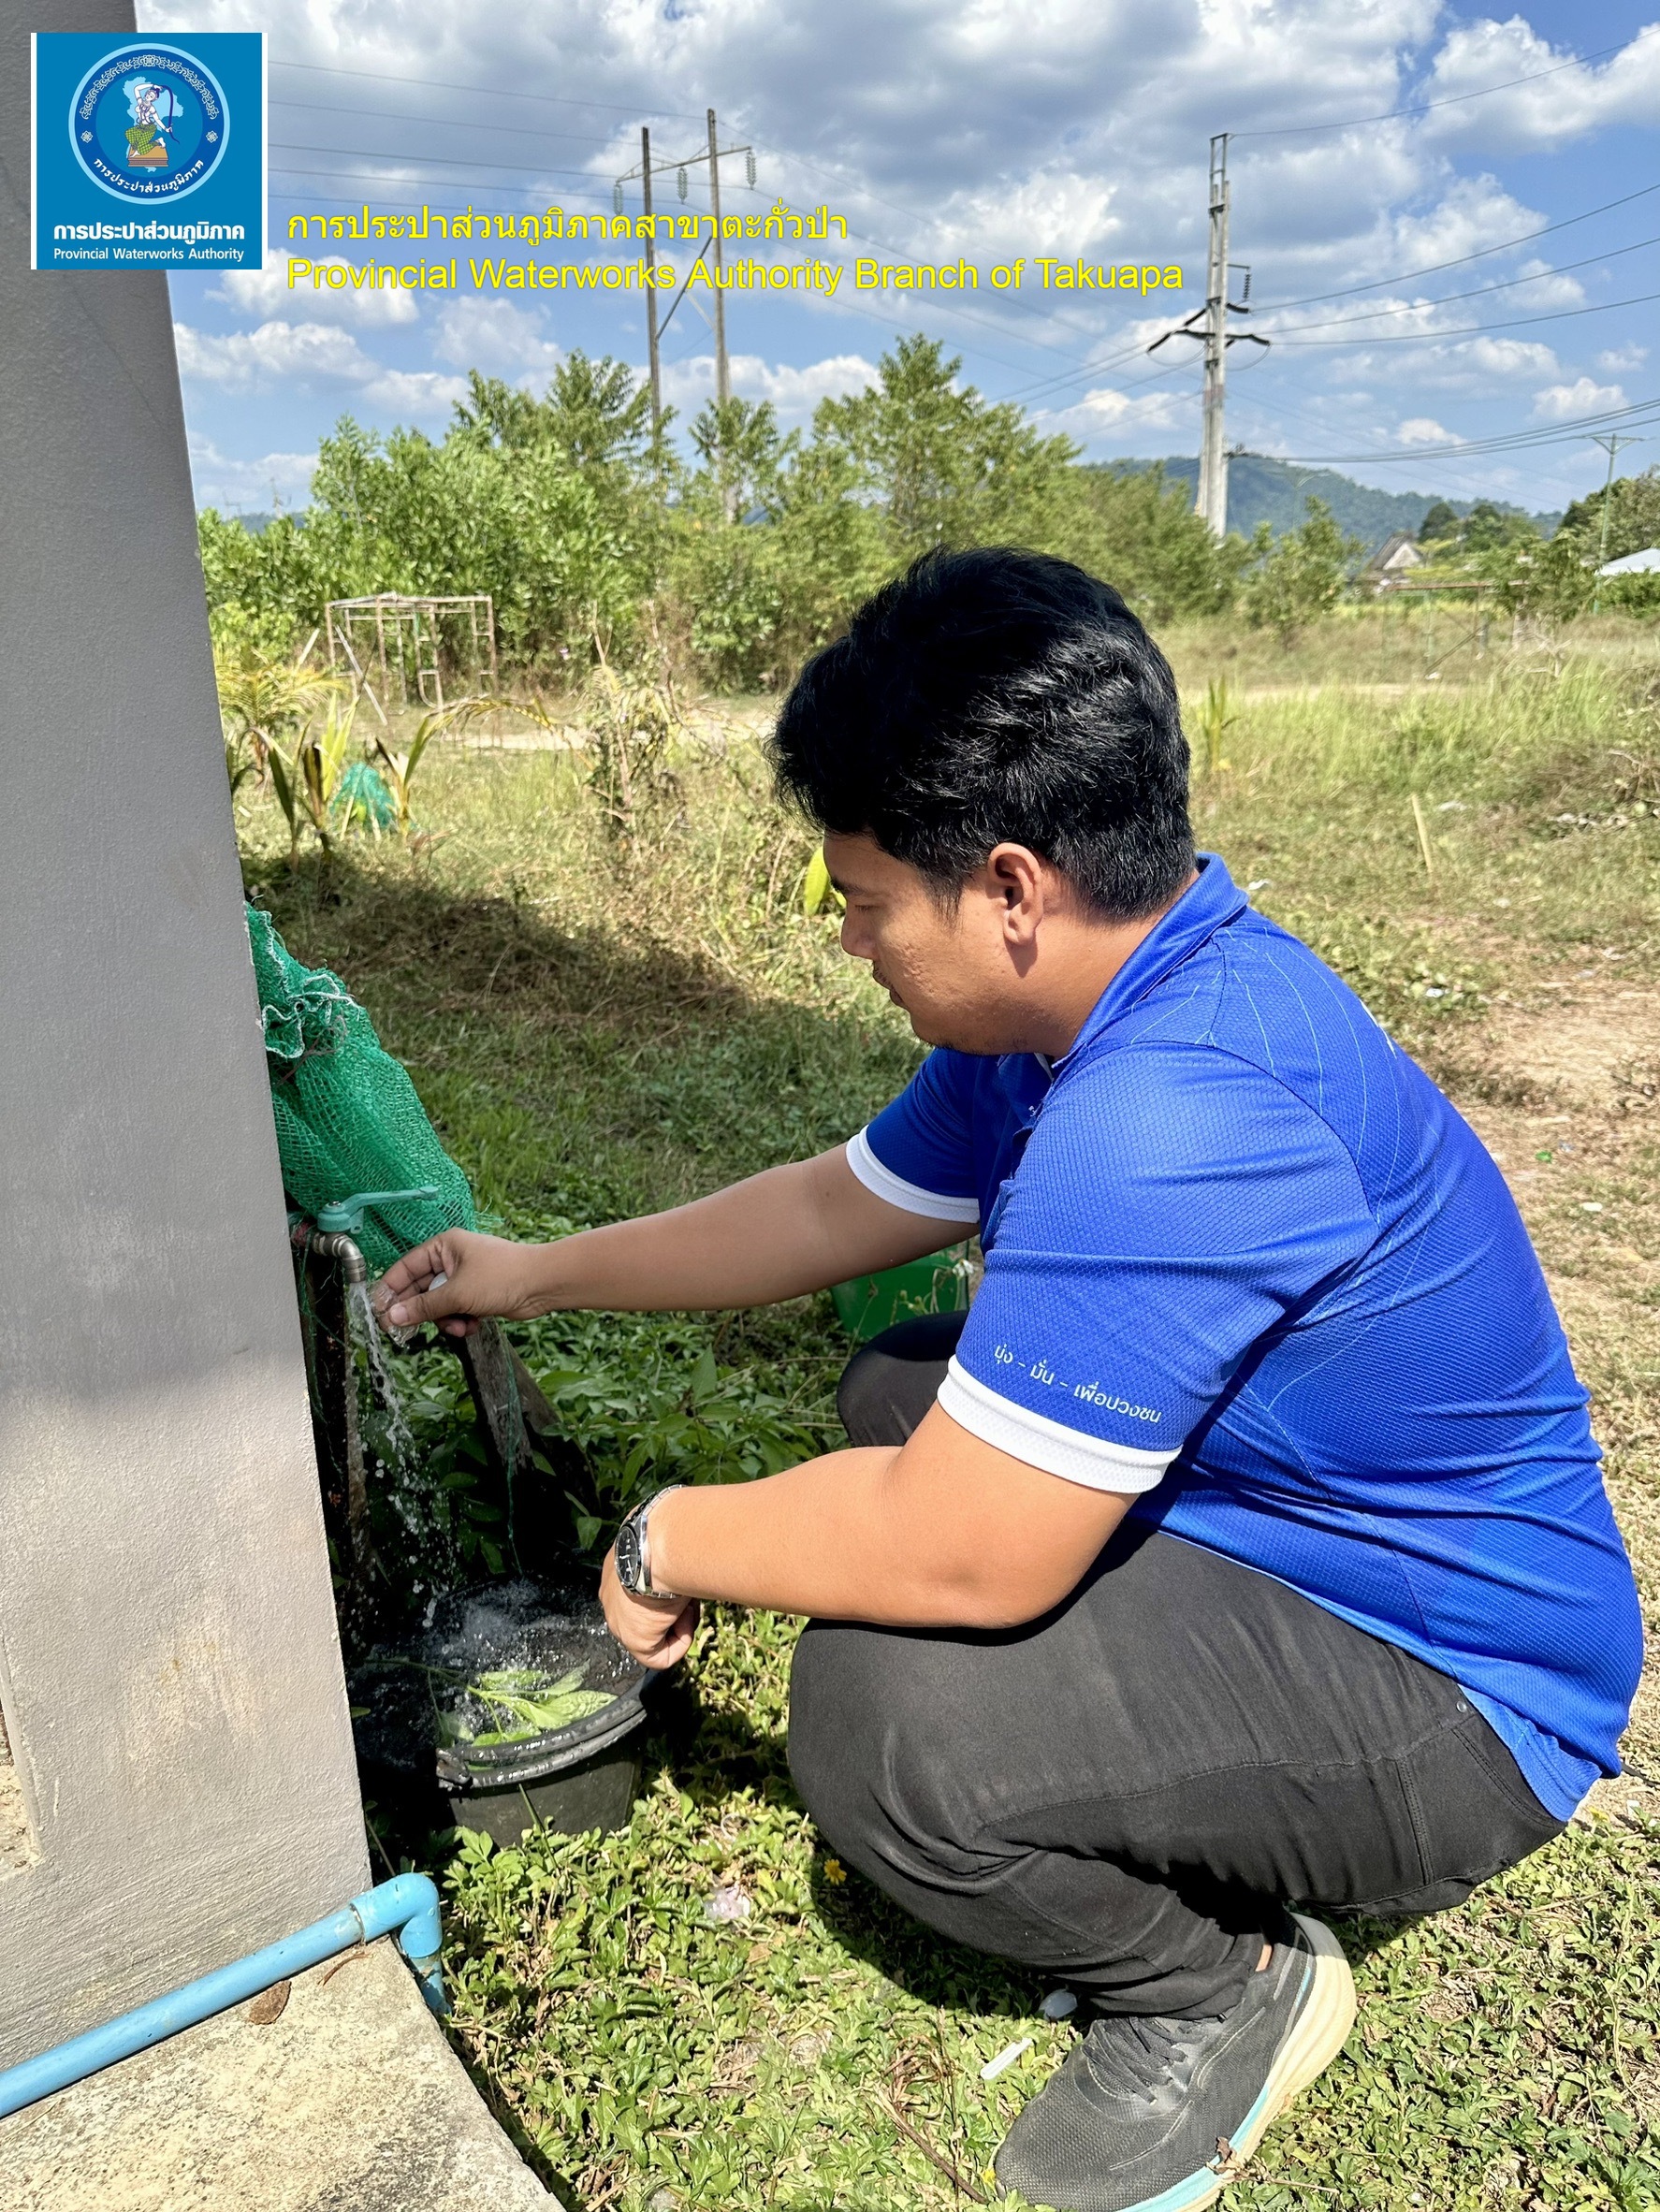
1419,20,1660,153
137,0,1653,513
187,437,318,512
1039,384,1190,440
1245,172,1548,312
660,350,877,423
175,318,468,415
363,367,472,412
175,318,379,388
211,256,418,326
1494,258,1584,312
433,297,562,374
1599,344,1649,372
1463,336,1560,380
1532,376,1626,421
1318,332,1559,395
1397,416,1457,445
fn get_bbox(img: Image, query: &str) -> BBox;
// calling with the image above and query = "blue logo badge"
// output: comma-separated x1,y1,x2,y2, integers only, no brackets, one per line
68,44,229,203
34,32,265,270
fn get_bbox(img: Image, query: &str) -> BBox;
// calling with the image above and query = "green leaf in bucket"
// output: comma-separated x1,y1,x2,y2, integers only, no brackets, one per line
453,1665,617,1746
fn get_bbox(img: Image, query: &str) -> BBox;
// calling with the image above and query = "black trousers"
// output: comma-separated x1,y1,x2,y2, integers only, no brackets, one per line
787,1314,1564,2018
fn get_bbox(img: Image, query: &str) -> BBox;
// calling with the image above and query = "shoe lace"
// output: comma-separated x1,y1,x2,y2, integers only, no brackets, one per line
1082,2010,1223,2098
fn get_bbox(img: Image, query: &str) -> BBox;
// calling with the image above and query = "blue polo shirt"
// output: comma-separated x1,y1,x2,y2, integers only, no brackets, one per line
846,853,1640,1820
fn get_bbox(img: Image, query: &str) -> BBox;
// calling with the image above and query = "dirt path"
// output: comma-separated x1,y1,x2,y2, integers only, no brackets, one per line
1447,982,1660,1823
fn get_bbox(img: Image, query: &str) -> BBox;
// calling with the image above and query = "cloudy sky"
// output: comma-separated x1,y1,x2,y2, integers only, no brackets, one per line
148,0,1660,521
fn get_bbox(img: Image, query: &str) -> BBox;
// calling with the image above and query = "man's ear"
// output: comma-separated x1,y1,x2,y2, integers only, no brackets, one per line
985,844,1047,940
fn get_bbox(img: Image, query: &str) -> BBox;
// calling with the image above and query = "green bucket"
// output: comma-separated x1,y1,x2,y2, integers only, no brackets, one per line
830,1248,975,1344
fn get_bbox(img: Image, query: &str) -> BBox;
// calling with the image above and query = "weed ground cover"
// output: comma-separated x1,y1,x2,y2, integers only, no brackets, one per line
241,626,1660,2210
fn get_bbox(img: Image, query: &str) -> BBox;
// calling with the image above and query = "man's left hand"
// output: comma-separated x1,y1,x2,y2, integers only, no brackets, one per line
601,1547,701,1669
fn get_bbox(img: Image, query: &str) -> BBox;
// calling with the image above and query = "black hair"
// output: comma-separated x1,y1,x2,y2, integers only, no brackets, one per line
771,546,1193,920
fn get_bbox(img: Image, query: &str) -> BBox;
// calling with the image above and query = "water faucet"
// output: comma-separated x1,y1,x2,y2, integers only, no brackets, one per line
290,1215,369,1285
292,1188,442,1290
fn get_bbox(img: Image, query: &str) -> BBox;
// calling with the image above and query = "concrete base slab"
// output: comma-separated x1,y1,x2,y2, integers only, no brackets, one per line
1,1938,550,2211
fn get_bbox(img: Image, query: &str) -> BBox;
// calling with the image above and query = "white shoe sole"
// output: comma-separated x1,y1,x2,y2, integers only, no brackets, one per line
1142,1914,1358,2212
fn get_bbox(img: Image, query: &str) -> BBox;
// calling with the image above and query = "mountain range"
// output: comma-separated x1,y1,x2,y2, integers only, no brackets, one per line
1119,455,1562,550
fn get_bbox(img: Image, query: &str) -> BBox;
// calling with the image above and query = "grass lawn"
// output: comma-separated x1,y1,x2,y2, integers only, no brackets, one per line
242,619,1660,2210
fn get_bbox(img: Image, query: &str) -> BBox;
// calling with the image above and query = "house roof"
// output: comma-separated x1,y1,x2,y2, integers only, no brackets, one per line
1362,531,1425,574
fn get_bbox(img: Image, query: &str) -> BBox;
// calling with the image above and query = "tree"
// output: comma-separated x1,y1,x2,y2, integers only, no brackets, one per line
667,431,886,692
1559,466,1660,566
454,353,656,471
1460,499,1533,554
1476,526,1594,622
814,334,1080,558
1067,463,1246,620
1242,497,1361,645
690,396,795,522
1417,500,1460,544
198,507,328,658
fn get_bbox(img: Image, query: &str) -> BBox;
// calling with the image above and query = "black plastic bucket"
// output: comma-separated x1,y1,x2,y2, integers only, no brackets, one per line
350,1579,650,1844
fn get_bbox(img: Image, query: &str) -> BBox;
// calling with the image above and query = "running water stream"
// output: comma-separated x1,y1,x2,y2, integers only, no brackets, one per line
342,1277,455,1581
346,1280,415,1466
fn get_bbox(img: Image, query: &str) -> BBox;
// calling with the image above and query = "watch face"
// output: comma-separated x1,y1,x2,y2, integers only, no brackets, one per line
615,1519,643,1593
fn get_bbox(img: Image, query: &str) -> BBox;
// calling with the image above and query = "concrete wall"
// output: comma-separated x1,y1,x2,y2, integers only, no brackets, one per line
0,0,370,2065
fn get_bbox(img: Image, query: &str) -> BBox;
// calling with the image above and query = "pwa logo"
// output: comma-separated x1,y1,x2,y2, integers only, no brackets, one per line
68,44,229,203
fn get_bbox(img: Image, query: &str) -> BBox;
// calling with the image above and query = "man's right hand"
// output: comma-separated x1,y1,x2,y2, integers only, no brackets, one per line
373,1229,548,1337
369,1148,968,1337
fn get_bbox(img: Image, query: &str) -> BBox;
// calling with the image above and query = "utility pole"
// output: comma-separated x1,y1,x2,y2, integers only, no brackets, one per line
1198,134,1230,536
1589,431,1643,613
1148,134,1266,539
706,107,730,410
640,126,663,445
615,112,754,443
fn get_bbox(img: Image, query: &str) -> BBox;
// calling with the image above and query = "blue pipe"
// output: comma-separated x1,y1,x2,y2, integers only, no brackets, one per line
0,1872,444,2123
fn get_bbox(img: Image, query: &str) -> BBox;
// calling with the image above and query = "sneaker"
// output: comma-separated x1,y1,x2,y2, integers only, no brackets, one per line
993,1913,1357,2212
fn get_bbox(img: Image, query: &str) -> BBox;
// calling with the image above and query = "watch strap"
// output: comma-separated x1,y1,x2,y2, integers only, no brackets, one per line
622,1484,685,1599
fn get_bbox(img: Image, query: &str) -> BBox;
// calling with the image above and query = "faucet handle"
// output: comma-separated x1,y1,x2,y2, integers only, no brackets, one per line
314,1186,442,1234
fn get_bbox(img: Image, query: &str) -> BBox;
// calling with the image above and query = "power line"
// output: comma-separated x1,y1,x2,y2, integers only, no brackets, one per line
267,170,612,214
1270,285,1660,348
269,58,703,122
252,168,1654,473
1232,24,1660,141
249,50,1658,485
271,140,630,184
1255,181,1660,312
1263,231,1659,336
273,97,627,153
275,58,1649,391
1218,384,1538,501
269,149,1129,386
267,45,1656,359
1230,391,1660,466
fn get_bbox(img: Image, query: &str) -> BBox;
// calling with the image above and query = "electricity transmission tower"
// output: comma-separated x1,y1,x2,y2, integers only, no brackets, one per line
1589,430,1645,613
616,109,756,441
1148,134,1267,536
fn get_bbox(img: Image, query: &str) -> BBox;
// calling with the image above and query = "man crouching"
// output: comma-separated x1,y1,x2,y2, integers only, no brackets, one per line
380,548,1640,2212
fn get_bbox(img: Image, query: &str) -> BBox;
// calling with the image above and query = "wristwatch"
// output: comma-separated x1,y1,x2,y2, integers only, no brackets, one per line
614,1485,685,1600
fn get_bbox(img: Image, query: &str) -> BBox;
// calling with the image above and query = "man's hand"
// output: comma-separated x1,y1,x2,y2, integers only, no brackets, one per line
372,1229,549,1338
600,1548,701,1670
371,1149,965,1337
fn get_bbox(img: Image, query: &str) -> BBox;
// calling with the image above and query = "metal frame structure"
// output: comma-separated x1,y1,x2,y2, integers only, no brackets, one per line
324,594,498,724
1383,576,1496,672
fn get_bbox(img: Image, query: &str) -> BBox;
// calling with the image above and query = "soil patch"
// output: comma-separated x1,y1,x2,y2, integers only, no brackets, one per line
1445,979,1660,1824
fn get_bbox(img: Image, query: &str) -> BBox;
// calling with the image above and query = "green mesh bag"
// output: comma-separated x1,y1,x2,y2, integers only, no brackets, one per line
246,905,476,1274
